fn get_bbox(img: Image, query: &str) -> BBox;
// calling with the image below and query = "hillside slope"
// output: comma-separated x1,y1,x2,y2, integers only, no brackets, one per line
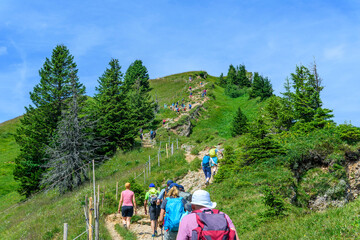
1,71,360,240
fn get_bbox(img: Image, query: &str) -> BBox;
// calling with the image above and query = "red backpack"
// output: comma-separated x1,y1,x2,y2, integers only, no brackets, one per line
191,209,236,240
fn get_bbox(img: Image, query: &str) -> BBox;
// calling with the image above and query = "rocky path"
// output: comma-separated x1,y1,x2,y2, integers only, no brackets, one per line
105,214,123,240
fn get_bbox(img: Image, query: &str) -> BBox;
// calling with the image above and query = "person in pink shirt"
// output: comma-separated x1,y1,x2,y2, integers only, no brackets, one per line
118,182,137,229
177,190,239,240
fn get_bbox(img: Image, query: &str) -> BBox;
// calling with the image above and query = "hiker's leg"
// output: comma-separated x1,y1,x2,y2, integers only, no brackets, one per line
151,220,155,234
126,217,131,229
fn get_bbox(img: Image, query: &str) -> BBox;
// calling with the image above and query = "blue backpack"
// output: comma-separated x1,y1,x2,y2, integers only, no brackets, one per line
202,155,211,168
164,197,185,232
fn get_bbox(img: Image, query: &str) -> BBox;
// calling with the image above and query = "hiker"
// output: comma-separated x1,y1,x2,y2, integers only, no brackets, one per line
189,86,192,91
177,108,180,113
144,183,161,237
153,130,157,139
158,186,187,240
118,182,137,229
210,147,222,176
177,184,192,212
204,89,207,96
177,190,239,240
189,76,192,82
150,130,154,140
190,92,192,98
201,153,213,185
189,104,192,110
140,133,144,141
158,180,174,201
183,107,186,112
163,119,166,126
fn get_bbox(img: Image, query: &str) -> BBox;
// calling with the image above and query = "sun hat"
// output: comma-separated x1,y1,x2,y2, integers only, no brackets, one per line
167,180,174,186
149,183,155,188
191,190,217,209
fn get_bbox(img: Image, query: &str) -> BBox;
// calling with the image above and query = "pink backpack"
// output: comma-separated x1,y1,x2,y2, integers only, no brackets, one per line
191,209,236,240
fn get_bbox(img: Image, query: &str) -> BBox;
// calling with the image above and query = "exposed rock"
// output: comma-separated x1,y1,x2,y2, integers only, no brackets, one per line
309,195,347,211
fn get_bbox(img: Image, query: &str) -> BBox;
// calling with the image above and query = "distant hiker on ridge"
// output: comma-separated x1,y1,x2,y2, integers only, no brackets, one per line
118,182,137,229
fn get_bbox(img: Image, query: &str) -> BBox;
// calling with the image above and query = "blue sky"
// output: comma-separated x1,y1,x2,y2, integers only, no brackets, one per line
1,0,360,126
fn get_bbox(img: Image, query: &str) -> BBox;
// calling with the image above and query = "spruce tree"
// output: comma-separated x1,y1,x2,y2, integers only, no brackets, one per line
279,77,295,130
124,60,155,129
41,73,100,194
245,114,285,164
94,59,136,155
14,45,82,197
231,107,248,137
290,65,333,126
219,73,226,87
250,72,273,100
124,60,151,92
226,64,237,85
237,64,251,87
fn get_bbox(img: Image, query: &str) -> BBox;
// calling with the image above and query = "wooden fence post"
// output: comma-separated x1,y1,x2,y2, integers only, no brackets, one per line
63,223,68,240
149,156,151,175
89,197,93,240
166,144,168,158
116,182,118,201
95,185,100,240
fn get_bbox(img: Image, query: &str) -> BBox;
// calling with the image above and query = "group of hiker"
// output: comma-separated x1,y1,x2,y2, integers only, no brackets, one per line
118,180,239,239
139,128,157,141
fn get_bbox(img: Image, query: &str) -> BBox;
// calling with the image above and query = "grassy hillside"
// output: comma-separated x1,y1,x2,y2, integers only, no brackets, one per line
1,71,360,239
0,117,23,211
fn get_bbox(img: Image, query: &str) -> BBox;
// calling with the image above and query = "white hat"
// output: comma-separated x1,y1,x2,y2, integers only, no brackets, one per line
191,190,217,209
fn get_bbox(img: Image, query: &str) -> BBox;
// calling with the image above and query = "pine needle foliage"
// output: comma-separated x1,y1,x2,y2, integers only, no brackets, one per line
41,73,101,194
231,107,248,137
94,59,136,155
14,45,83,197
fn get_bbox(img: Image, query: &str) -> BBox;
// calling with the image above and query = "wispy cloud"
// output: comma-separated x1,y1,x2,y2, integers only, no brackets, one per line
324,45,345,61
0,46,7,55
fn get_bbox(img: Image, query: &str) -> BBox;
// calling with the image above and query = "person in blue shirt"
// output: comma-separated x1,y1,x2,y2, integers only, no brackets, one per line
201,153,213,185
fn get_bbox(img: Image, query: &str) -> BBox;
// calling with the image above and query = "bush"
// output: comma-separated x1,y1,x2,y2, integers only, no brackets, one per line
225,84,246,98
261,186,287,218
338,123,360,144
191,148,199,155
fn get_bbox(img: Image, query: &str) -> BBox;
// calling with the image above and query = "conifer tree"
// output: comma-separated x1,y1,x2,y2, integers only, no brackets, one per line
124,60,151,92
231,107,248,137
124,60,155,129
94,59,136,155
250,72,273,100
237,64,251,87
290,65,333,126
218,73,226,87
14,45,82,197
279,77,295,130
226,64,237,85
41,72,100,194
245,114,285,164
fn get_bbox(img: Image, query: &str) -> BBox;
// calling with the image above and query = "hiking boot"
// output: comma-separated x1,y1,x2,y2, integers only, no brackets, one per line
123,224,127,229
155,230,158,235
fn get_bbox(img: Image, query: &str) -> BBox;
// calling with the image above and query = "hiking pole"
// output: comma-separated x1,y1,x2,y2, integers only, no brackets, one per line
161,227,163,240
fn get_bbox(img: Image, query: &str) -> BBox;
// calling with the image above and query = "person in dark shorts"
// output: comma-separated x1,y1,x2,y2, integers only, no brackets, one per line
118,182,137,229
144,183,160,237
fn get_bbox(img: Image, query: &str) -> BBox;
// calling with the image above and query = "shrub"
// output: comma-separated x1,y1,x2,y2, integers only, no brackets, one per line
261,186,287,218
337,123,360,144
225,84,245,98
